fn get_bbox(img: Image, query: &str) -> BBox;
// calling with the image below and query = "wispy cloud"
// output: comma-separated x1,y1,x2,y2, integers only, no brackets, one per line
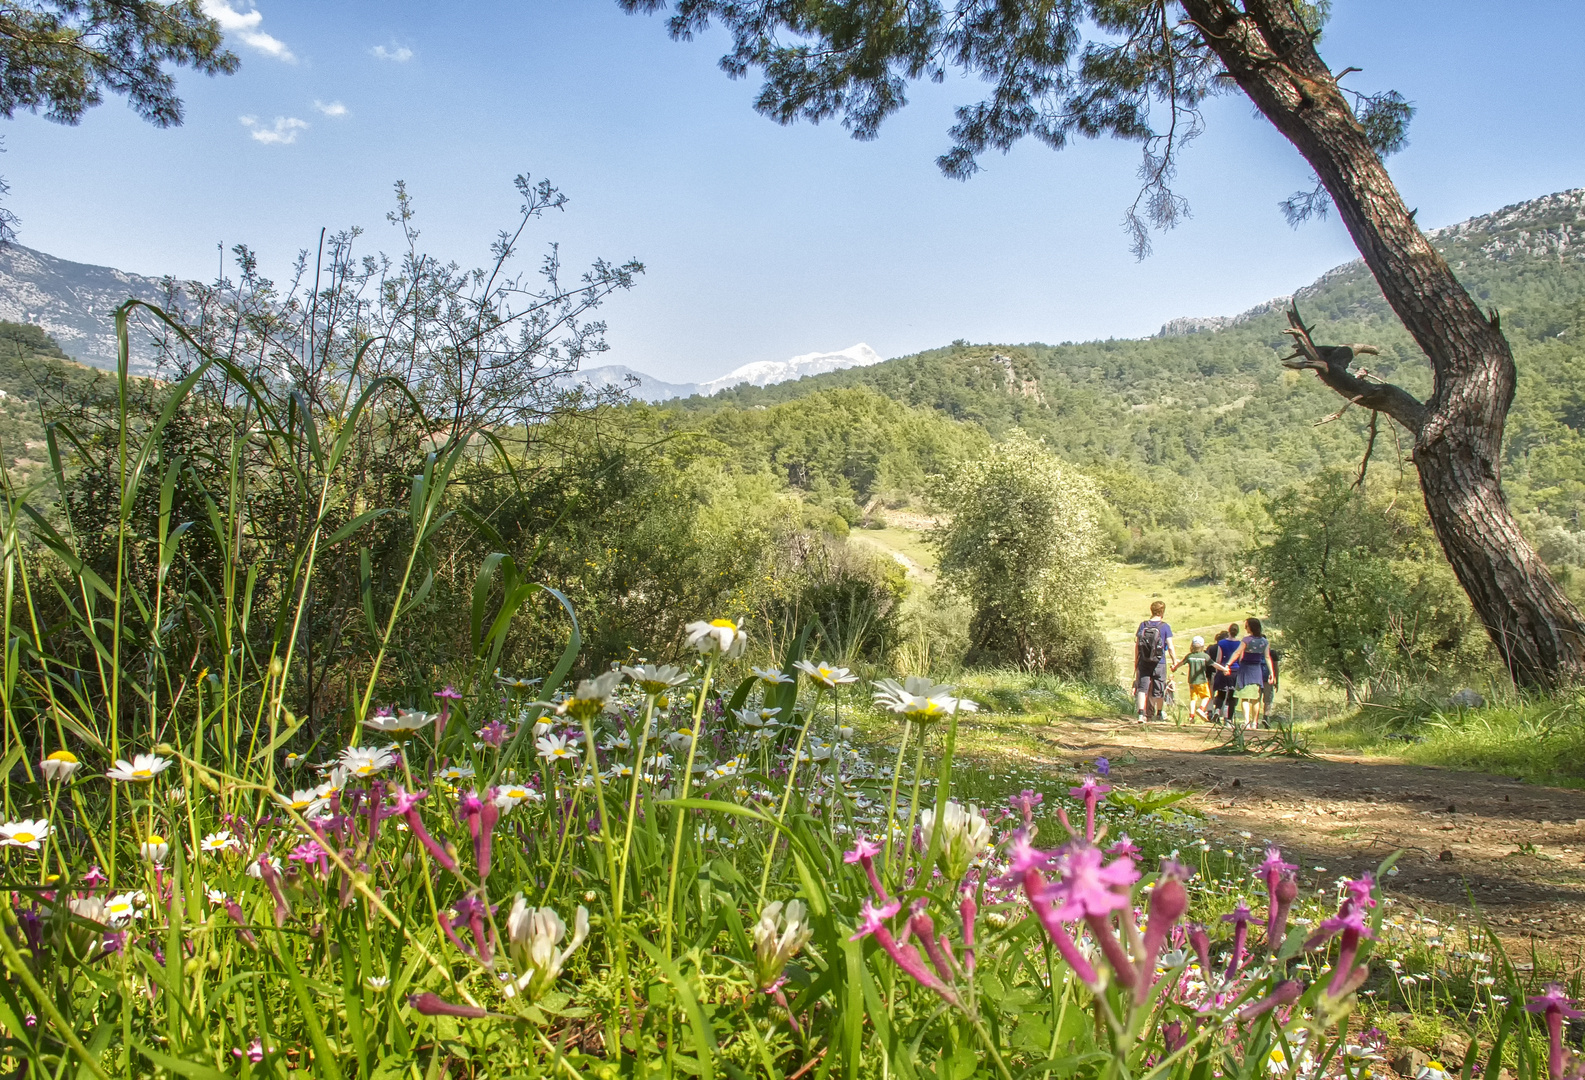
313,100,348,117
203,0,295,62
240,115,308,145
369,43,414,62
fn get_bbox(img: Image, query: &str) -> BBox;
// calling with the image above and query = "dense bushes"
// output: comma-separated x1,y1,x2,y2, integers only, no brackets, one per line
932,434,1110,675
1256,472,1492,699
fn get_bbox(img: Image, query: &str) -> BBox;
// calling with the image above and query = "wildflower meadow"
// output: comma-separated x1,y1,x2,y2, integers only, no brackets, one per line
0,308,1577,1079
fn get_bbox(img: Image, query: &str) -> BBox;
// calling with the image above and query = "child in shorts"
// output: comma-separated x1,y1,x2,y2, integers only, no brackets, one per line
1172,635,1212,722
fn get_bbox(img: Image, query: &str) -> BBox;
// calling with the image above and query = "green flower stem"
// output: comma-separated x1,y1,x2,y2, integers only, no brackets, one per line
918,707,961,882
882,720,911,883
757,685,823,906
577,712,618,952
612,692,656,985
901,741,927,883
662,655,715,959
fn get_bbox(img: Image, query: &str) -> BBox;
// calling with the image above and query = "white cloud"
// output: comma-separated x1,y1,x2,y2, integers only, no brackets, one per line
203,0,296,62
369,43,414,62
240,115,308,145
313,100,348,117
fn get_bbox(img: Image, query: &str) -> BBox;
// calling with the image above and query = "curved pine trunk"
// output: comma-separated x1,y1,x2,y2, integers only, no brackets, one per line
1183,0,1585,685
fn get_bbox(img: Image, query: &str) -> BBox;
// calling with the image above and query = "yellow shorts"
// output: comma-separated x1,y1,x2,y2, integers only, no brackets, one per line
1189,683,1210,701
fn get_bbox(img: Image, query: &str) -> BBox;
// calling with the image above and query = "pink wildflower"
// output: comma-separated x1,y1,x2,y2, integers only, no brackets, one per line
851,899,958,1005
409,992,489,1019
843,837,887,901
1527,984,1585,1080
1068,776,1111,842
1223,901,1254,976
1010,789,1043,828
1107,835,1141,860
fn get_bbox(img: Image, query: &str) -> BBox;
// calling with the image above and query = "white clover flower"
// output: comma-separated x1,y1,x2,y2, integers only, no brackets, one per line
140,835,170,865
0,819,52,850
684,618,747,658
793,660,859,689
753,899,813,990
338,746,396,778
503,896,590,1001
201,831,241,854
536,734,577,763
919,800,992,881
106,753,172,783
622,664,688,695
42,750,82,782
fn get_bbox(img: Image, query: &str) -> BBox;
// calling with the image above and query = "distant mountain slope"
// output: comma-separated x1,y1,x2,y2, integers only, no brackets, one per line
661,188,1585,531
0,245,170,372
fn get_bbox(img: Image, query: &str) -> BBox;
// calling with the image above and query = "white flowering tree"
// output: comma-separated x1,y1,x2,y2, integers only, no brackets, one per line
932,434,1108,673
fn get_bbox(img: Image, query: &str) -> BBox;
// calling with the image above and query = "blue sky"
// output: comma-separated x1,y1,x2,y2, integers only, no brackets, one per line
3,1,1581,383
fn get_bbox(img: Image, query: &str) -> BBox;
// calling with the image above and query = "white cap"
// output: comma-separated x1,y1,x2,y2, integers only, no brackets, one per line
1191,635,1205,647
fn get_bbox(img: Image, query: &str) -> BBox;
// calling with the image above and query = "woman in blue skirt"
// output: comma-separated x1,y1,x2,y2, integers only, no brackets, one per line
1225,617,1272,728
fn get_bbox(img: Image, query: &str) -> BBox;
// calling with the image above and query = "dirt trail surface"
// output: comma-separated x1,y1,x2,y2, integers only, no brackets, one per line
1021,717,1585,953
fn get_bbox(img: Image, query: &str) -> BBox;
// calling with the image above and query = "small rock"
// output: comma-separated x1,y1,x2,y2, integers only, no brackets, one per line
1439,849,1454,862
1232,778,1241,788
1449,688,1485,709
1392,1049,1429,1077
1447,804,1456,813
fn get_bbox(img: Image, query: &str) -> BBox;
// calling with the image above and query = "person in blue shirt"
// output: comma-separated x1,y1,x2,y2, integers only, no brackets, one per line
1209,624,1241,724
1132,600,1175,723
1226,617,1274,728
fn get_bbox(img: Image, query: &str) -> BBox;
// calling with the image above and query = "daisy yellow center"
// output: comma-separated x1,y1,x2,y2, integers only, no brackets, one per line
13,831,34,844
147,835,165,845
355,764,375,775
109,902,130,914
709,618,735,628
49,751,78,763
132,769,152,779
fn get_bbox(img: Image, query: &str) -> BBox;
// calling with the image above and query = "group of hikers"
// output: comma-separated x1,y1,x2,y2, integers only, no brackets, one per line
1132,600,1281,726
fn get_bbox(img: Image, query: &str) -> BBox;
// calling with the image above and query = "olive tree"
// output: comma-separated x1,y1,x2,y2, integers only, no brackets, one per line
932,435,1107,673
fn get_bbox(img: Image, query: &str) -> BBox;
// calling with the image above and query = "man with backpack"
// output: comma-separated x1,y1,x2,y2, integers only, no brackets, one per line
1133,600,1175,724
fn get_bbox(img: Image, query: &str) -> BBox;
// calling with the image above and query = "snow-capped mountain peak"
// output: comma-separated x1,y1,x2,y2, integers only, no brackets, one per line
696,343,883,395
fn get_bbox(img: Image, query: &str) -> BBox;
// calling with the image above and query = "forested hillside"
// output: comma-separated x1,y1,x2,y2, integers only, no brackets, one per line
654,188,1585,574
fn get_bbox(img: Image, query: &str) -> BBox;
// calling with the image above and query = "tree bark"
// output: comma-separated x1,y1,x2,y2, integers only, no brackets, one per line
1179,0,1585,686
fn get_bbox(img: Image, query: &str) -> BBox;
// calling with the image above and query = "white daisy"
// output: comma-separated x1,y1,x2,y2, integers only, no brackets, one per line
41,749,82,782
106,753,172,783
536,734,577,763
793,660,859,688
751,666,794,684
201,831,241,854
684,618,747,658
338,745,396,778
140,835,170,865
0,819,52,850
103,891,147,925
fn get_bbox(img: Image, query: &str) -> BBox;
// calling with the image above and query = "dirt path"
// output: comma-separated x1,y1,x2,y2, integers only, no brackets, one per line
1010,716,1585,956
